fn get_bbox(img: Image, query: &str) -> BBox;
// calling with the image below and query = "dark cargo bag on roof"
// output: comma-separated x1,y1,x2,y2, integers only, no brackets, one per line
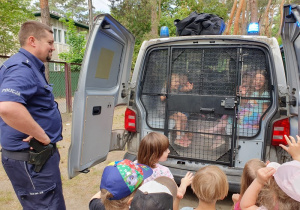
174,11,226,36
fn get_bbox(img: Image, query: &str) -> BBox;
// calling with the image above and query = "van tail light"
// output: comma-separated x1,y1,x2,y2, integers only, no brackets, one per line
271,118,290,146
125,108,136,132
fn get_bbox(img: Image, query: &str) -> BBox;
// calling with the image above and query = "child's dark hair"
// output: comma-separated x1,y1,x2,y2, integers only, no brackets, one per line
137,132,169,168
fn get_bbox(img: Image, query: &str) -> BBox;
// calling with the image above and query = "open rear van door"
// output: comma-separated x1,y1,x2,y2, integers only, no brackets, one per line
68,14,134,179
281,4,300,136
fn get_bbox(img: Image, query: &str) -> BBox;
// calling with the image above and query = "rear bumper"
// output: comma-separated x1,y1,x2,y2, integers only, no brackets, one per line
124,152,241,192
169,164,241,193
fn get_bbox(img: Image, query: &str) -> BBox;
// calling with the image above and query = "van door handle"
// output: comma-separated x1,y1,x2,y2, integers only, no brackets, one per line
92,106,101,115
200,108,214,113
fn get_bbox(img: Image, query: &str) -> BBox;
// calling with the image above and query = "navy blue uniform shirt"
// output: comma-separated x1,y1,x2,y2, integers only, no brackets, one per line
0,48,62,151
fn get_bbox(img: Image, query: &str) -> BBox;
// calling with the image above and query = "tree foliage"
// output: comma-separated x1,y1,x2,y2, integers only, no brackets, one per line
58,13,87,69
32,0,98,24
108,0,230,68
0,0,35,55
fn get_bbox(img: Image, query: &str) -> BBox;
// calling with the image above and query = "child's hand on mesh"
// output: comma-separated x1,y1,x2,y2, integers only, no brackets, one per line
177,171,194,199
281,135,300,161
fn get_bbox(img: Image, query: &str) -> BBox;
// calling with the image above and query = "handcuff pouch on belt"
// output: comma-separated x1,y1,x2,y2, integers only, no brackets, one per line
28,138,54,173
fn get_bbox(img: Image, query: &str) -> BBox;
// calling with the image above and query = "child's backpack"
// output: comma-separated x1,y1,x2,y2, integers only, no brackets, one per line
174,12,226,36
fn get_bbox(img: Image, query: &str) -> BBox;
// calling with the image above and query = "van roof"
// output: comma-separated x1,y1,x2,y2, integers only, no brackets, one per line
142,35,278,48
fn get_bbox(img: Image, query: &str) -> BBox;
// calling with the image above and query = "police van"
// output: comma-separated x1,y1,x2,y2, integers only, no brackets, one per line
68,4,300,191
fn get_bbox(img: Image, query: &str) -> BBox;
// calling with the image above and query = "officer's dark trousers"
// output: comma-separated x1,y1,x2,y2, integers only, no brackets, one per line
2,149,66,210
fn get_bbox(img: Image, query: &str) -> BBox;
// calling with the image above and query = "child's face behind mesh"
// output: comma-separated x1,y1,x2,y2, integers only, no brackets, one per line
179,75,188,86
254,73,266,91
170,74,180,90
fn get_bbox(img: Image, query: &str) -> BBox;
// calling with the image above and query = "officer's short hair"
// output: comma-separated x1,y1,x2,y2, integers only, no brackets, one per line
19,21,53,47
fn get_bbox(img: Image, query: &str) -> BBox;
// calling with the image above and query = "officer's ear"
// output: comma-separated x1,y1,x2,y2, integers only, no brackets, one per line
27,36,37,48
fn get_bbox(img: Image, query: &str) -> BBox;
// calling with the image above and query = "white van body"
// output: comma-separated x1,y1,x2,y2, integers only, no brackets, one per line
68,5,300,191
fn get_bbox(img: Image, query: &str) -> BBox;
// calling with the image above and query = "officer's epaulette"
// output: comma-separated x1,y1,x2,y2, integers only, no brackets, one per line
21,59,31,68
4,53,32,69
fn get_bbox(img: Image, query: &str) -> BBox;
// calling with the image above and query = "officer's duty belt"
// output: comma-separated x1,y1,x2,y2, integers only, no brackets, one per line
1,144,56,161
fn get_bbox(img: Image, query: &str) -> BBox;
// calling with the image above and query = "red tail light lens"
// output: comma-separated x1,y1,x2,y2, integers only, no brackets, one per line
271,118,290,146
125,108,136,132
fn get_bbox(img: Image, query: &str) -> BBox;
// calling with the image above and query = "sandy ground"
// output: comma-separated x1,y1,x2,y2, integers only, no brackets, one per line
0,106,233,210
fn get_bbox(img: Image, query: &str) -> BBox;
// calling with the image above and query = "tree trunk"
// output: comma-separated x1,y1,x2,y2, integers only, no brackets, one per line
158,0,161,20
88,0,93,35
277,0,285,38
150,0,158,37
225,0,238,35
249,0,258,23
241,0,247,35
40,0,50,82
267,5,275,37
245,0,250,33
260,0,272,36
234,0,245,35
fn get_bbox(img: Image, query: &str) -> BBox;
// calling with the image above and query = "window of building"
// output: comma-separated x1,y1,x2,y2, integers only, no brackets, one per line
53,28,57,42
58,29,61,43
53,27,66,44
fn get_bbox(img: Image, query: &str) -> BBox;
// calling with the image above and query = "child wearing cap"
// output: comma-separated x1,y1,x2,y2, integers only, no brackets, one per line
136,132,194,198
240,135,300,209
130,176,178,210
180,165,229,210
89,159,153,210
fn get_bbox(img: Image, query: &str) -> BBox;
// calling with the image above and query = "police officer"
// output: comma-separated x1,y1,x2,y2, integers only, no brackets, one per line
0,21,66,209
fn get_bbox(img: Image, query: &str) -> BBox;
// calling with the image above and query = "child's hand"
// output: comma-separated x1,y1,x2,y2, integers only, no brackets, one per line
256,167,276,185
281,135,300,161
177,172,194,199
181,171,194,187
232,193,240,203
185,82,193,91
181,82,193,92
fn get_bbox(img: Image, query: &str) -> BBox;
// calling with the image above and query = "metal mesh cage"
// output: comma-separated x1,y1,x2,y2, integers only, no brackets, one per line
141,46,271,165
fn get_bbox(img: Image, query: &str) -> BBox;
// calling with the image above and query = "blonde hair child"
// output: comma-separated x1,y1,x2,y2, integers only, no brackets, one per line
180,165,228,210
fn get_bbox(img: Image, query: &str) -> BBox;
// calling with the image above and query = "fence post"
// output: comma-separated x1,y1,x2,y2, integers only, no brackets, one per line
65,63,72,113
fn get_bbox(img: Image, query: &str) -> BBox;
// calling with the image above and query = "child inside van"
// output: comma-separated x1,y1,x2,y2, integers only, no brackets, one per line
178,74,194,93
89,159,152,210
180,165,229,210
204,71,254,149
232,159,266,210
240,135,300,210
160,73,192,147
136,132,194,198
204,69,270,149
250,70,270,124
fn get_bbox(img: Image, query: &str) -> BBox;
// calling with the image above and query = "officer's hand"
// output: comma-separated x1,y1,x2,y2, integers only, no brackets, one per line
23,135,33,142
23,136,33,149
23,135,51,145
